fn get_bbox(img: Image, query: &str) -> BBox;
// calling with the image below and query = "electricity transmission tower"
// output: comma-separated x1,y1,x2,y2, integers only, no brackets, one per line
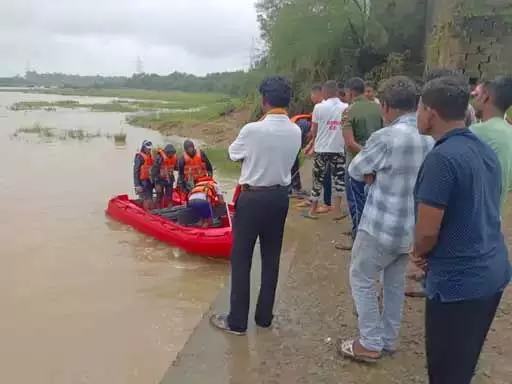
135,56,144,74
249,37,256,69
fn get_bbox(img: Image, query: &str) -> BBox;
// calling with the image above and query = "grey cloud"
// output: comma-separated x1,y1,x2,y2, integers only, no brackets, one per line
0,0,258,75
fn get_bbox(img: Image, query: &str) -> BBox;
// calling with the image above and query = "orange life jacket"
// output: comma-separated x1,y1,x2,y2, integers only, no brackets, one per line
183,151,207,183
290,114,312,123
138,152,153,181
158,150,177,180
189,179,219,205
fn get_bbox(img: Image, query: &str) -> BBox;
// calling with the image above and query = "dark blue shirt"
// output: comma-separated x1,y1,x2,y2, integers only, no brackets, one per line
414,128,511,302
295,118,311,148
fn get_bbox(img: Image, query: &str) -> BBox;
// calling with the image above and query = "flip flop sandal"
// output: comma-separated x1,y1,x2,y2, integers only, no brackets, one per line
315,206,330,214
334,242,352,251
337,339,380,364
300,210,319,220
332,213,349,222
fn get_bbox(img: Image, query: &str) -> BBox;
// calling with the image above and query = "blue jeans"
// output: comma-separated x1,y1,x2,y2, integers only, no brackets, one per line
188,199,212,219
138,180,154,199
323,166,332,206
345,172,366,240
350,230,408,352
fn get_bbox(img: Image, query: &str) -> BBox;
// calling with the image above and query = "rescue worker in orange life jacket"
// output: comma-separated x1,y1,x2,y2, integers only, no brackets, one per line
151,144,178,208
187,176,224,228
133,140,154,209
177,140,214,192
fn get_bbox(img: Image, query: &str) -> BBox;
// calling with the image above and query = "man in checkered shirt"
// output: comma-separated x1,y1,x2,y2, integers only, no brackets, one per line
338,76,434,363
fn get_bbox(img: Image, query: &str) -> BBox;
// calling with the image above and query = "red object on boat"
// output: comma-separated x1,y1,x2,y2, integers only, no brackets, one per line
105,189,233,259
232,184,242,206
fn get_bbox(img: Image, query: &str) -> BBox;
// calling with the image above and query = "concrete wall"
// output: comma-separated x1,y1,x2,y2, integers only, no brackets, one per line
426,0,512,79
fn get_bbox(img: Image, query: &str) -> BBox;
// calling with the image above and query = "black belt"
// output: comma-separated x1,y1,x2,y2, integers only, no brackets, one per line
241,184,287,192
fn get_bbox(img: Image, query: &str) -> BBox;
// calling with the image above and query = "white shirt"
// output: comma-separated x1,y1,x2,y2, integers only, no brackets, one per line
228,114,301,186
312,97,348,153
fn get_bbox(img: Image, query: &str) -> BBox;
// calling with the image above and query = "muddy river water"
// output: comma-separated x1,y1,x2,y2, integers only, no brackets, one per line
0,91,230,384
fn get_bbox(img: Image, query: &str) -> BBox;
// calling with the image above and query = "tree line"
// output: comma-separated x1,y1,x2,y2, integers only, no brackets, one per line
0,70,263,98
1,0,431,111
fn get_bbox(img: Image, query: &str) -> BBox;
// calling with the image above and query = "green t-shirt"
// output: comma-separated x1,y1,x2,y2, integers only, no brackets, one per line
471,117,512,214
342,96,383,164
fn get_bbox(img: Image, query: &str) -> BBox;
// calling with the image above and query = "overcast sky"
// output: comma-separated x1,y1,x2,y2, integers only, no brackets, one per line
0,0,259,76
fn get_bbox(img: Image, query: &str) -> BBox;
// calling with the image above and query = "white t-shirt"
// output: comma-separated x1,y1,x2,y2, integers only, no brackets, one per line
312,97,348,153
228,115,301,186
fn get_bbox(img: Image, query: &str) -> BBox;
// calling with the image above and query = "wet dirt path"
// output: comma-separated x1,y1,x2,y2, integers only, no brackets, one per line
163,162,512,384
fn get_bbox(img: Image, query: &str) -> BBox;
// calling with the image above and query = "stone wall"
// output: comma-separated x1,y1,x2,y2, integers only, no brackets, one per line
426,0,512,80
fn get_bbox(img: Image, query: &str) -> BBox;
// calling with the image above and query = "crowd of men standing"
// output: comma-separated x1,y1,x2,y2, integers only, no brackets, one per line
209,70,512,384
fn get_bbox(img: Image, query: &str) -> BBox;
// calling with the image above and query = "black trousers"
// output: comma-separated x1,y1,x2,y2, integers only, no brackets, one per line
227,187,289,332
425,291,503,384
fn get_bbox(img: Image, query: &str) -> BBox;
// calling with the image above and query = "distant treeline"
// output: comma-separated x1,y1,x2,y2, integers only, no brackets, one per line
0,70,264,98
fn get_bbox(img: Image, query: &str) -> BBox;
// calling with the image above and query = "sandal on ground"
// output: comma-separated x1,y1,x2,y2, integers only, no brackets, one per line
334,241,352,251
337,339,381,364
315,205,331,214
332,213,349,222
300,210,319,220
209,313,246,336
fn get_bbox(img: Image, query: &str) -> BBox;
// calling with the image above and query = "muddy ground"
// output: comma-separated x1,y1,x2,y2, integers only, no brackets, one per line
162,153,512,383
154,107,252,147
160,109,512,383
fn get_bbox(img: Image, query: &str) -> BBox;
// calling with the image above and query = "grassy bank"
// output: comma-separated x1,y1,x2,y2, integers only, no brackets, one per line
2,87,229,103
10,99,209,113
202,147,240,177
6,87,243,131
127,100,242,128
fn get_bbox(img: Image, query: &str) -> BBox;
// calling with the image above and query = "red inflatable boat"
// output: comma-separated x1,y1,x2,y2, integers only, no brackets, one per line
105,190,233,259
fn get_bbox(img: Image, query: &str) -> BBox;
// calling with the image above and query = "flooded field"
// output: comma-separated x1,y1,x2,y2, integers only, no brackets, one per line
0,91,230,384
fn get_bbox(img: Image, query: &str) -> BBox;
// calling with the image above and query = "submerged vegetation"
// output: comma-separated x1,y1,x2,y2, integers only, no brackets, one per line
8,89,243,131
12,122,127,144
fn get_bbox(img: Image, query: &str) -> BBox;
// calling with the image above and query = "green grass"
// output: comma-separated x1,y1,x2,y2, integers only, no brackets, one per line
7,88,243,127
15,123,56,137
5,87,231,104
10,100,80,110
126,100,240,127
202,147,241,176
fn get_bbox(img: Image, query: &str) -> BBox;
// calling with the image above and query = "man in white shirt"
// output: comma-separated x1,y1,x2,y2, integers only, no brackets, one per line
307,80,349,219
209,76,301,336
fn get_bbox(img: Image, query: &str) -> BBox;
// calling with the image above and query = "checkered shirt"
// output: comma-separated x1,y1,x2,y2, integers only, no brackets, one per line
348,113,434,250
